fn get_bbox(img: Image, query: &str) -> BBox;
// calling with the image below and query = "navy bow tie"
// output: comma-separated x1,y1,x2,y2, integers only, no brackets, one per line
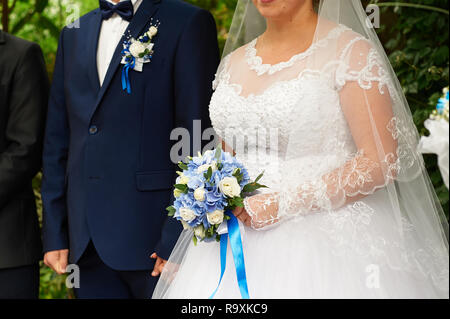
99,0,134,22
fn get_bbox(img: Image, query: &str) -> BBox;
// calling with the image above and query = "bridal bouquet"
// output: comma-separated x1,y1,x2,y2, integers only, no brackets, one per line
166,147,266,244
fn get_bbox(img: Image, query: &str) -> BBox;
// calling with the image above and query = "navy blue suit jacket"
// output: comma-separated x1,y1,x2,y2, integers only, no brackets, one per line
42,0,220,270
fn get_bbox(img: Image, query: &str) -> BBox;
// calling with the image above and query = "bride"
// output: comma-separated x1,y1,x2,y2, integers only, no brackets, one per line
153,0,449,298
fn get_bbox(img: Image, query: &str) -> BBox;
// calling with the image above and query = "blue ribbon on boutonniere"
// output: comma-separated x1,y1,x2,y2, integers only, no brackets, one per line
209,210,250,299
121,54,135,94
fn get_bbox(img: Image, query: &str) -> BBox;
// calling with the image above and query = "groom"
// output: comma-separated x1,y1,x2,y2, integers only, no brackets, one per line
42,0,219,298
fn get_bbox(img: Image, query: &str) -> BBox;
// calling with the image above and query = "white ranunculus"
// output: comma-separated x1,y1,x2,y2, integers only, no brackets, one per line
148,26,158,37
194,225,206,239
207,210,224,225
194,188,206,201
219,176,241,197
179,207,196,222
129,41,147,57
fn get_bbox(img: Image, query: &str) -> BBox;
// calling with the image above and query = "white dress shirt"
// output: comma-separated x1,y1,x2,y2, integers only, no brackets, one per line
97,0,143,86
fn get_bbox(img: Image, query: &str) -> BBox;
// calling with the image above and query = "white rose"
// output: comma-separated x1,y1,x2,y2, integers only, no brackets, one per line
207,210,224,225
193,188,206,201
219,176,241,197
194,225,206,239
148,26,158,37
197,162,217,174
179,207,196,222
177,174,189,185
129,41,147,57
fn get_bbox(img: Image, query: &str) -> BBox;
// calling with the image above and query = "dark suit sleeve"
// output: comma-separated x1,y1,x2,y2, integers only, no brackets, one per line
0,43,49,210
154,9,220,260
41,28,70,253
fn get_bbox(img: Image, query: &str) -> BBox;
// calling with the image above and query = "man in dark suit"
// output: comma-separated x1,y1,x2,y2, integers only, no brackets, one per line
0,30,49,299
42,0,219,298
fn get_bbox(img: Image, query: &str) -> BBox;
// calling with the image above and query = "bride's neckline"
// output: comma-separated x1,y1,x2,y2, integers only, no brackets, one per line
245,24,350,76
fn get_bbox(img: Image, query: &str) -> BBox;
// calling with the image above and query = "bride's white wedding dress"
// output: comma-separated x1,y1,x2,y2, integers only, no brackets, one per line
154,24,449,299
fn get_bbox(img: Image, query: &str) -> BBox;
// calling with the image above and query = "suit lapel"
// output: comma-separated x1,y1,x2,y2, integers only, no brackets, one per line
90,0,161,121
86,9,103,92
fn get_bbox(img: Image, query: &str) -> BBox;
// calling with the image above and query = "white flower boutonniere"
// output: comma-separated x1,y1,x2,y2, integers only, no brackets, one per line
120,20,160,94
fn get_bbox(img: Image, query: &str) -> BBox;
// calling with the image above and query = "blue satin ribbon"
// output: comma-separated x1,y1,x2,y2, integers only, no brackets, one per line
209,211,250,299
121,56,135,94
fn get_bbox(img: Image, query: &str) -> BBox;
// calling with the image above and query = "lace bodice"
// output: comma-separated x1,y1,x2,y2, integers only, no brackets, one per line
210,63,356,189
210,25,387,190
209,23,422,232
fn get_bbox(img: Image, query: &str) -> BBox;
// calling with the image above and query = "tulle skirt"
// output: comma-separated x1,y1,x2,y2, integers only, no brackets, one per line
152,190,449,299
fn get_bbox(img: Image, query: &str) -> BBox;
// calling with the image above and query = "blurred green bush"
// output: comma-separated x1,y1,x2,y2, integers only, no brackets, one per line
1,0,448,299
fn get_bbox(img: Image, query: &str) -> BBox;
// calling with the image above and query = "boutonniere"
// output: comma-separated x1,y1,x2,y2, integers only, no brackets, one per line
121,20,160,94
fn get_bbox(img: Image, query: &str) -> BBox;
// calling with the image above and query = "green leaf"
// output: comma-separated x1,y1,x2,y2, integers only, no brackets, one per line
204,166,213,181
214,145,222,162
227,196,244,209
192,235,198,246
232,168,243,183
206,226,215,238
174,184,188,193
166,206,176,217
233,196,244,207
242,182,268,194
178,161,188,171
254,171,265,183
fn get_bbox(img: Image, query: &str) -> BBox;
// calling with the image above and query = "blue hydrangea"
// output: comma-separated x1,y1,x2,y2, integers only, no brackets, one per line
170,147,257,242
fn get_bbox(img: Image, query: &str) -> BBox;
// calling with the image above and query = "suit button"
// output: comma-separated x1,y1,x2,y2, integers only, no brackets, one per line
89,125,98,135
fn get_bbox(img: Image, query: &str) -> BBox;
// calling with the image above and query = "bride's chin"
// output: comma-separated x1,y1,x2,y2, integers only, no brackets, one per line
252,0,279,12
252,0,302,20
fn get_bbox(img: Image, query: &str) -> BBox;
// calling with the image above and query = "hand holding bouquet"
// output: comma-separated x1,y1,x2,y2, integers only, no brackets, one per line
166,147,266,244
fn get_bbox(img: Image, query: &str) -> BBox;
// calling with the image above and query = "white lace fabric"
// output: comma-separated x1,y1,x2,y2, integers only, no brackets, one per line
208,22,448,291
153,1,449,299
211,24,402,227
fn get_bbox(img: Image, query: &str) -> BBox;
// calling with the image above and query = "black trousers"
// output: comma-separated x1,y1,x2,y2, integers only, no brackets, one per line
0,264,39,299
74,242,158,299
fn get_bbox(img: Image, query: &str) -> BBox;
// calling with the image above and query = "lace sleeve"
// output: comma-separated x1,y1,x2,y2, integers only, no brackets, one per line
244,38,399,229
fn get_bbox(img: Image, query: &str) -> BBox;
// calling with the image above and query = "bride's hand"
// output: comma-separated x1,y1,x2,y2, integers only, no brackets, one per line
232,206,252,227
241,194,280,229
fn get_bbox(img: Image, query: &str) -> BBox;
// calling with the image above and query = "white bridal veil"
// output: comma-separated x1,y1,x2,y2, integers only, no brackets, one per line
153,0,449,298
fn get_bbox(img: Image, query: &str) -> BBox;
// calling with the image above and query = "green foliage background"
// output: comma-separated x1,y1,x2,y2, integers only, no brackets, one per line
0,0,448,299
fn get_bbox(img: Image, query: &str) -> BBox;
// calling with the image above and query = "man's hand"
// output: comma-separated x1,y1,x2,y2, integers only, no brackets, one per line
44,249,69,275
233,206,252,227
150,253,167,277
